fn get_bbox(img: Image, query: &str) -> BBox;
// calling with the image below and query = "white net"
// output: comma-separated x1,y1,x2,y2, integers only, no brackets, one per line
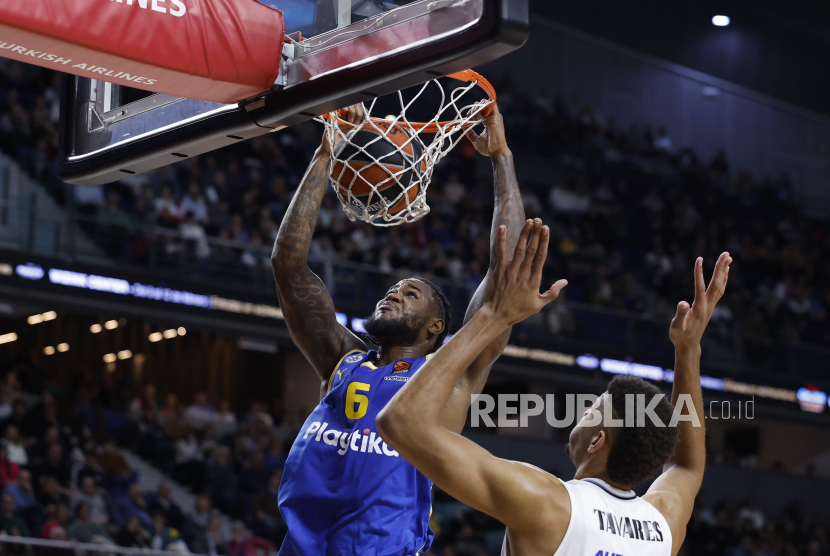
316,72,494,226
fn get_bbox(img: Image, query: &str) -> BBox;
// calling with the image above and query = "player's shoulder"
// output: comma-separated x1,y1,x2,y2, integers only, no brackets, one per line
642,489,685,521
503,461,571,538
510,461,570,507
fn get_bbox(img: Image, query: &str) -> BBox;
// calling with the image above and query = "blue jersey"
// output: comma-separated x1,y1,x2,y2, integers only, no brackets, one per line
278,350,434,556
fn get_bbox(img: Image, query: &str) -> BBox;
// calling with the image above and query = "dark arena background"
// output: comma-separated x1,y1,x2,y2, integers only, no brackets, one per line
1,0,830,555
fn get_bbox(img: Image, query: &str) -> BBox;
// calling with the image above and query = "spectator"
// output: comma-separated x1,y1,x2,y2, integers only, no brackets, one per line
184,392,217,430
3,425,28,466
73,450,107,489
736,498,765,530
28,425,62,467
33,444,71,489
97,441,133,488
195,513,227,556
654,126,673,153
263,441,286,475
180,182,209,223
37,476,70,509
182,495,212,549
174,430,204,491
69,476,108,525
0,446,20,487
161,394,179,418
114,515,152,548
205,446,237,514
214,400,238,437
251,471,286,546
154,185,180,222
238,450,268,498
145,482,184,531
4,470,38,521
225,521,272,556
150,512,188,552
180,211,212,260
111,484,153,529
0,388,13,422
0,493,29,536
67,502,113,544
40,504,70,539
97,192,133,230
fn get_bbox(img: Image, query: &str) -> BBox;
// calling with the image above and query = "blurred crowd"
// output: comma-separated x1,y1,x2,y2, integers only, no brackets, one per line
1,61,829,358
128,386,295,549
683,493,830,556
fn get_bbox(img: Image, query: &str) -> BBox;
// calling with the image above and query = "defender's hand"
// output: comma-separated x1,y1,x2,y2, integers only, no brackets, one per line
484,219,567,327
466,104,511,158
321,103,367,155
670,252,732,353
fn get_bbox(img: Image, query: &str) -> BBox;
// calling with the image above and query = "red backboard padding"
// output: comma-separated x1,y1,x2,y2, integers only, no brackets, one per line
0,0,284,104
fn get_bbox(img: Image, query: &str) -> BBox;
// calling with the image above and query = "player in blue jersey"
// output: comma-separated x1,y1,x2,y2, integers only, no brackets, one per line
270,103,527,555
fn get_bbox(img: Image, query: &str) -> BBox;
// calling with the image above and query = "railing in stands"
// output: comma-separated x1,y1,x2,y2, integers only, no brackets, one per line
0,535,206,556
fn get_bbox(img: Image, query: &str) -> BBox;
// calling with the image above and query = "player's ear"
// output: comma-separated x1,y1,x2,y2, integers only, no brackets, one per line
428,318,445,336
587,429,607,454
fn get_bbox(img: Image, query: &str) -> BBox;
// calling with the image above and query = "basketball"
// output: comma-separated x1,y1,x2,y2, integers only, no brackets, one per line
332,121,426,216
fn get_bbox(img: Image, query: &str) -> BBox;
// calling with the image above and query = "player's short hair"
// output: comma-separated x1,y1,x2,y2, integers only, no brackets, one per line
414,277,452,353
605,376,680,487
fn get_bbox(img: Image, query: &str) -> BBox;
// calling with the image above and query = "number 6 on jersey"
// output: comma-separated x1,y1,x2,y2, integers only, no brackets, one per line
346,382,370,419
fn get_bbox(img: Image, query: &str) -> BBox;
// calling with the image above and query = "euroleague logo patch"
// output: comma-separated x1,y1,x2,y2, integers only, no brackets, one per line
344,353,364,364
392,361,411,374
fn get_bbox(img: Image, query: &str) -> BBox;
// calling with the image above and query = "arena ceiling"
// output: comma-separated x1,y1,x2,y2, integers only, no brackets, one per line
531,0,830,117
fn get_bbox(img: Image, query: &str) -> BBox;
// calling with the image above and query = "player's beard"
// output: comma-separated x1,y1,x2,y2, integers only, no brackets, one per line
364,311,426,345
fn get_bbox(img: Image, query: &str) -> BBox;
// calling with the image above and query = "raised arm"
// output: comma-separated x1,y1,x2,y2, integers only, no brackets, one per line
378,220,569,534
271,107,366,390
644,252,731,556
439,105,526,431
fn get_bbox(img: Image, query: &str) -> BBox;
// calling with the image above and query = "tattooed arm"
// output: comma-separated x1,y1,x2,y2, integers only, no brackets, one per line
439,105,527,432
271,107,366,396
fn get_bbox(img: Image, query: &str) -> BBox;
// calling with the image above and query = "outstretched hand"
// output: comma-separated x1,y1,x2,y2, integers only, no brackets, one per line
466,104,511,158
670,252,733,353
484,219,567,327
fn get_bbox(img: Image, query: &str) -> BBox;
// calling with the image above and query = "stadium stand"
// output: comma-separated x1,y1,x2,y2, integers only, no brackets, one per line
2,57,830,556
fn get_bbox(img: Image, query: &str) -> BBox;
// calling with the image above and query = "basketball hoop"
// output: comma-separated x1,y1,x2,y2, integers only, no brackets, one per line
317,70,496,226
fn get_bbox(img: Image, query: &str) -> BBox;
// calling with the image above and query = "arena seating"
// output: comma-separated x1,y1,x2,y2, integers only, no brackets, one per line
1,57,830,555
1,59,827,378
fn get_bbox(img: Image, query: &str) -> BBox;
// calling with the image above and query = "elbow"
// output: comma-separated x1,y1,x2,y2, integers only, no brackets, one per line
375,408,398,446
376,407,412,452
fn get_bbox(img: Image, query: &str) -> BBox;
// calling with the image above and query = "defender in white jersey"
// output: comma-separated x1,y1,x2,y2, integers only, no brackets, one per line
378,219,732,556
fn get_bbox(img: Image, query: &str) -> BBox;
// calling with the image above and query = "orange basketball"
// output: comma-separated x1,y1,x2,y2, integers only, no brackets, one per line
332,121,426,216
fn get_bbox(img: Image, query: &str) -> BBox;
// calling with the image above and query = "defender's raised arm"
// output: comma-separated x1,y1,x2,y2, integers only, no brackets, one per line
644,252,732,556
271,106,367,391
378,220,570,532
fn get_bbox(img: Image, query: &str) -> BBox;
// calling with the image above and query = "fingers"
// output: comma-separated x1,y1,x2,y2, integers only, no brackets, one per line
339,104,366,126
508,220,533,280
670,301,691,330
693,257,705,303
466,128,480,144
483,103,502,127
520,219,543,281
539,279,568,306
531,225,550,284
496,225,508,270
707,252,732,298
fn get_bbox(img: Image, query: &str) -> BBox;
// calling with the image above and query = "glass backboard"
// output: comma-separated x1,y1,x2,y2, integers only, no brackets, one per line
58,0,528,186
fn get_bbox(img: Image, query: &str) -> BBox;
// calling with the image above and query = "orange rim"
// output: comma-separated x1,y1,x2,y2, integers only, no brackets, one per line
323,69,496,133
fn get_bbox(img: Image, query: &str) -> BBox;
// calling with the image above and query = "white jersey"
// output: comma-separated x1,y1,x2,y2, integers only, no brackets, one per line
551,478,672,556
